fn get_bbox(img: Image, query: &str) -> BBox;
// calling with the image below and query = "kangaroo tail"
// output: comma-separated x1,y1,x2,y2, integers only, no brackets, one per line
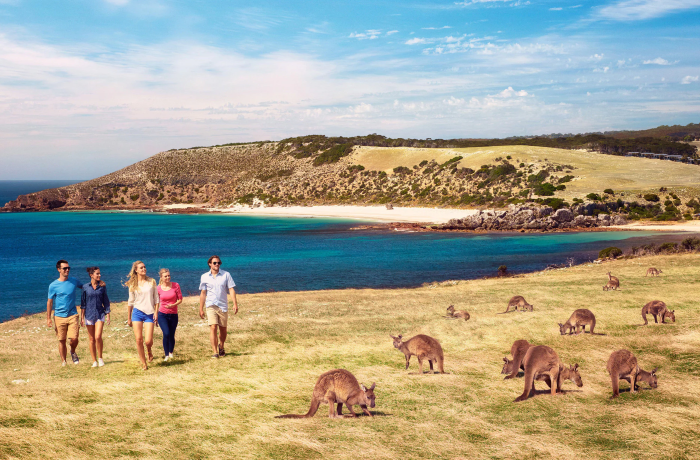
275,398,320,419
497,307,511,314
642,311,648,325
515,367,535,402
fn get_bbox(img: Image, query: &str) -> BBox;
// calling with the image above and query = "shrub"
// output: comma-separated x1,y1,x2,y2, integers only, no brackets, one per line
659,242,678,253
519,189,530,197
682,237,700,250
599,247,622,259
419,160,428,167
534,183,556,196
604,188,614,195
393,166,412,175
129,194,139,202
440,156,463,167
541,198,567,211
313,144,353,166
558,175,575,183
498,265,508,276
586,193,602,201
556,184,566,191
644,193,660,202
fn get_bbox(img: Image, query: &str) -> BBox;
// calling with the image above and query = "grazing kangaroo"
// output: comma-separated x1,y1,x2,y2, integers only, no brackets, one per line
603,272,620,291
390,334,445,374
559,309,596,335
514,345,564,402
498,295,534,314
501,339,531,379
645,267,662,277
641,300,675,325
275,369,376,419
446,305,470,321
535,363,583,390
606,349,658,398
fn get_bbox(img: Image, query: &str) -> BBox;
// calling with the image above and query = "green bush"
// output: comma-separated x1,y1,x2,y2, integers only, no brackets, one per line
659,242,678,253
599,247,622,259
682,237,700,250
129,194,139,202
393,166,411,175
313,144,353,166
644,193,660,202
519,189,530,197
534,183,556,196
586,193,602,201
604,188,614,195
440,156,463,167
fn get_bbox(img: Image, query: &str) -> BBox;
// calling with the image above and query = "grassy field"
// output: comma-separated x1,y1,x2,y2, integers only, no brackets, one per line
350,145,700,200
1,254,699,459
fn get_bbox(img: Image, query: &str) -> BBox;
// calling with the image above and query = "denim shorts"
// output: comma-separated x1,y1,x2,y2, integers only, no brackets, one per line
85,313,106,326
131,308,154,323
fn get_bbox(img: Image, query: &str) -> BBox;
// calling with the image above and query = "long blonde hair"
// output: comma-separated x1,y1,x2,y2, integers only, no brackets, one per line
159,268,171,286
123,260,155,292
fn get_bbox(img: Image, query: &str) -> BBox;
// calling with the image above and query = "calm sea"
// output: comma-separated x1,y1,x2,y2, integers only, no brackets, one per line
0,180,83,207
0,208,692,322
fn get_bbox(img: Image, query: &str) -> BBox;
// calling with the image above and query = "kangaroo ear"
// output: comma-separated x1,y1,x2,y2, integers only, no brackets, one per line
574,363,579,371
390,335,396,339
398,334,402,339
361,384,367,391
370,382,376,390
652,368,658,375
558,323,563,327
672,310,675,313
503,357,508,363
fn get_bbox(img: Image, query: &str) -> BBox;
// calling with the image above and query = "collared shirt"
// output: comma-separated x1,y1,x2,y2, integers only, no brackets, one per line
81,283,111,322
48,277,83,318
199,269,236,312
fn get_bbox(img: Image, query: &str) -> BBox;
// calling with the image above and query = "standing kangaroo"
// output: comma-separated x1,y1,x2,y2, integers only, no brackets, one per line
606,350,658,398
641,300,675,325
275,369,376,419
390,334,445,374
558,309,597,335
514,345,566,402
501,339,531,379
645,267,662,277
498,295,534,314
603,272,620,291
446,305,470,321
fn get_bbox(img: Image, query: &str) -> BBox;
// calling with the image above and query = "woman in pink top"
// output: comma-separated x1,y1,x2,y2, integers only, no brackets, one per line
157,268,183,361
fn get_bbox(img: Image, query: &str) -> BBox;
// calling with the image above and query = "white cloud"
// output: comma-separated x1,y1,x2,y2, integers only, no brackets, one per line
550,7,563,11
681,75,699,84
422,26,452,30
349,30,382,40
386,30,399,35
642,57,677,65
495,87,529,97
405,37,428,45
104,0,129,5
596,0,700,21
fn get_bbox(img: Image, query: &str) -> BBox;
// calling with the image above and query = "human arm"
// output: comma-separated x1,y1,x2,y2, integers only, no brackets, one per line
46,298,53,328
199,290,206,319
229,288,238,315
127,289,134,327
80,288,87,327
103,287,111,325
172,283,183,308
151,283,159,325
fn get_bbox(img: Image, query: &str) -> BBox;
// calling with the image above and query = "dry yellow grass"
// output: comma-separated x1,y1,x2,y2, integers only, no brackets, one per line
1,254,699,459
350,145,700,200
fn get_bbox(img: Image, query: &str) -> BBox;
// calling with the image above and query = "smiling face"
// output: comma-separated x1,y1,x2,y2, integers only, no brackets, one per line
57,262,71,279
137,263,146,277
161,271,171,283
90,269,101,283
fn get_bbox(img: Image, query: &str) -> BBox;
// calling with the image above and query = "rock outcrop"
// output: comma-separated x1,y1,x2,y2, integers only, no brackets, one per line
443,205,626,231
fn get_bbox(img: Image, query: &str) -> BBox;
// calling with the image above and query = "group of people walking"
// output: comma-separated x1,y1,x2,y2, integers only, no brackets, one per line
46,255,238,370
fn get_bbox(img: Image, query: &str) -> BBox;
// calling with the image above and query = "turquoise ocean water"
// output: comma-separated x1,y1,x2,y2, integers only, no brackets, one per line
0,206,691,322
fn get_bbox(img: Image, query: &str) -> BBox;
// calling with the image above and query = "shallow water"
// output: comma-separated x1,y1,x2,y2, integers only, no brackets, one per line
0,210,691,322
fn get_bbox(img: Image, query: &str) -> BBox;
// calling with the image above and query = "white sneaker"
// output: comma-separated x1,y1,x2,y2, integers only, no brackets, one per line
169,353,174,358
98,358,105,367
91,361,98,368
61,361,66,367
164,356,169,362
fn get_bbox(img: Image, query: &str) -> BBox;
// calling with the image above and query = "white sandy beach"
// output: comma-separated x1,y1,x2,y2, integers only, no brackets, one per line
164,204,476,224
611,220,700,232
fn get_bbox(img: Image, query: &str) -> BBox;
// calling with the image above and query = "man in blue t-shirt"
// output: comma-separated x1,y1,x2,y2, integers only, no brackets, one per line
47,259,84,366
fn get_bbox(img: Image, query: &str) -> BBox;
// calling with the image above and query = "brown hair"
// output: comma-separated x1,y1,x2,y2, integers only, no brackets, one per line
207,255,222,266
86,266,100,276
56,259,68,269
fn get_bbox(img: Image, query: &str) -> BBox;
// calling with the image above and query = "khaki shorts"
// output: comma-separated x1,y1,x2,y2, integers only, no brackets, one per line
54,314,79,341
206,306,228,328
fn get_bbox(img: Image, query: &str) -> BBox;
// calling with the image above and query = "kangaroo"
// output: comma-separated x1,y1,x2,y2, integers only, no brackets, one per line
514,345,564,402
606,349,658,398
603,272,620,291
498,295,534,314
275,369,376,419
501,339,531,379
559,309,596,335
641,300,675,325
390,334,445,374
535,363,583,390
645,267,662,277
446,305,470,321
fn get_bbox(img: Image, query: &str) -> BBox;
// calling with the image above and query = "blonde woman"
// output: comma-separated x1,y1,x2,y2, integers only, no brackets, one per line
124,261,159,370
157,268,182,361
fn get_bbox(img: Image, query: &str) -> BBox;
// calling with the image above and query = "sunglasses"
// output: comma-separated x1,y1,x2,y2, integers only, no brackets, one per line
60,267,71,271
211,261,221,265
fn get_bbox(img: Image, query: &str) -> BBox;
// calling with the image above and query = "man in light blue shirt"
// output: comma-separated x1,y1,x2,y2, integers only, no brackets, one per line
199,255,238,358
47,259,83,366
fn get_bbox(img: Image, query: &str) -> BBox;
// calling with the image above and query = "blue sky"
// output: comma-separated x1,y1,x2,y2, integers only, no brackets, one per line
1,0,699,179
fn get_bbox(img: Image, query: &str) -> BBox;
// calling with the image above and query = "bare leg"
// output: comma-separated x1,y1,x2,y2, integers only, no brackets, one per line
86,325,97,362
95,321,104,359
58,339,68,362
209,325,219,354
69,337,79,354
133,321,147,369
218,326,227,350
143,323,154,362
